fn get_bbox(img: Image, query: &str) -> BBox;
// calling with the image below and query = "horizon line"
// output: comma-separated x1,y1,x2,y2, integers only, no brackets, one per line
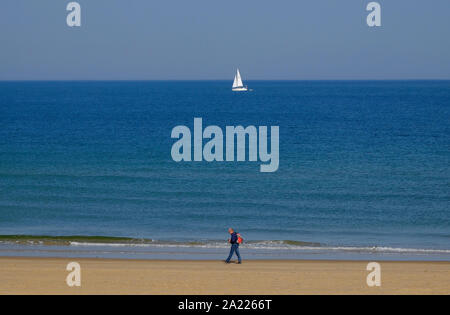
1,78,450,82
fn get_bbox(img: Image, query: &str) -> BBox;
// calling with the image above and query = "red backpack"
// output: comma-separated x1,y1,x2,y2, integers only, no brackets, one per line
237,233,244,244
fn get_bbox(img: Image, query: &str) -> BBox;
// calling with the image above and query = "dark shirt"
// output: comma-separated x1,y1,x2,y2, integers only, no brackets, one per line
230,232,238,245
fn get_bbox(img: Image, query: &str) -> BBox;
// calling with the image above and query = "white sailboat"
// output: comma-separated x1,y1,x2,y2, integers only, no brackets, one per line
232,69,248,91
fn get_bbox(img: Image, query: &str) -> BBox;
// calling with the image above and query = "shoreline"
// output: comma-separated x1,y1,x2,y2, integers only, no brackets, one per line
2,255,450,263
3,255,450,262
1,257,449,294
1,235,449,262
2,244,450,262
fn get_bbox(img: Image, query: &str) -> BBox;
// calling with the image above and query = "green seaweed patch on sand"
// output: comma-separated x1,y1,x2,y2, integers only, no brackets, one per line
280,240,322,247
0,235,152,246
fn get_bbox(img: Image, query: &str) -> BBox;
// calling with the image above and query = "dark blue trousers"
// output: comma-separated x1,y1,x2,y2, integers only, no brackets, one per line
226,244,242,263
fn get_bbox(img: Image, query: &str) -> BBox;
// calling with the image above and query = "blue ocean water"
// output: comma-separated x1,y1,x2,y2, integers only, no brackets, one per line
0,81,449,259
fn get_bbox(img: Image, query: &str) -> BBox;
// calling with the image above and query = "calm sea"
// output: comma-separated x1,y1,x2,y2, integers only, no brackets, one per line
0,81,449,260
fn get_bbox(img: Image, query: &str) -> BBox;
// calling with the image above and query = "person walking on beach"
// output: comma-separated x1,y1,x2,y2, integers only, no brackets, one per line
225,228,242,264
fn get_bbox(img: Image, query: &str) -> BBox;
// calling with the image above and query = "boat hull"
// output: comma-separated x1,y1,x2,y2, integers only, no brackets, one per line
232,87,248,92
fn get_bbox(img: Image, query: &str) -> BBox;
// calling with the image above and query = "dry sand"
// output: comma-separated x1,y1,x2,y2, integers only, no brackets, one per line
0,257,448,295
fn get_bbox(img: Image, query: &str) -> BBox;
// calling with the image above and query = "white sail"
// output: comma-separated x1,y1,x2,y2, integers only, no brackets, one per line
232,68,248,91
232,74,239,88
235,69,243,87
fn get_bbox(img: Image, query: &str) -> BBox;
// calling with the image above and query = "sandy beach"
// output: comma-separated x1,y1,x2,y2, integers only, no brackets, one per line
0,257,448,295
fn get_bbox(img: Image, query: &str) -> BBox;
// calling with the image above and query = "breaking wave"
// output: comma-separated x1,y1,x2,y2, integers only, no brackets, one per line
1,235,449,254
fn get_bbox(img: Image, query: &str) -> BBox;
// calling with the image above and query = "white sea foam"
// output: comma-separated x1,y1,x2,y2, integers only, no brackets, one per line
68,241,450,254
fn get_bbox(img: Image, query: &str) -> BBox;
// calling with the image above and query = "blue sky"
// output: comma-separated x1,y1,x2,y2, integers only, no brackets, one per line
1,0,450,80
